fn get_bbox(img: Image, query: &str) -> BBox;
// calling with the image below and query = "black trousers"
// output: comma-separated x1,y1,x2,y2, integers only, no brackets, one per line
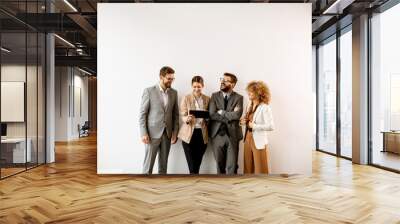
182,129,207,174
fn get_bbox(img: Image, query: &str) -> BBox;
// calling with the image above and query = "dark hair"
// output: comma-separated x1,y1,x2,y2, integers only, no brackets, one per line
160,66,175,77
224,72,237,84
191,75,204,86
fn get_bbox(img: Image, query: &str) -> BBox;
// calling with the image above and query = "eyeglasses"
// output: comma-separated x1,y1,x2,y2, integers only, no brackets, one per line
220,77,232,83
164,77,175,81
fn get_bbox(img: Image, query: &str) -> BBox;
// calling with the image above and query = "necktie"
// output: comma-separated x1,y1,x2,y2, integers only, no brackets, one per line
224,95,228,110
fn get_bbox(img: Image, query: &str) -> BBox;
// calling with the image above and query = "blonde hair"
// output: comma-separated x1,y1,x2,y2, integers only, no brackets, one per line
246,81,271,105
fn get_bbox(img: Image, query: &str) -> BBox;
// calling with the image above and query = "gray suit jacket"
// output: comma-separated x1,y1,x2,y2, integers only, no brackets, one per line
139,85,179,139
209,91,243,141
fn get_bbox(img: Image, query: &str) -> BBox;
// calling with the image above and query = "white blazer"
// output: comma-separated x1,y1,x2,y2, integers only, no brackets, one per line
247,103,274,149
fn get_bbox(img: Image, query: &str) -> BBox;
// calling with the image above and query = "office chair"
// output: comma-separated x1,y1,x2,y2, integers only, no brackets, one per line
79,121,90,138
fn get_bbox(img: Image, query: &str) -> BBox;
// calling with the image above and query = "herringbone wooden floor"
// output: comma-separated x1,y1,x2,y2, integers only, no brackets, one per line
1,135,400,224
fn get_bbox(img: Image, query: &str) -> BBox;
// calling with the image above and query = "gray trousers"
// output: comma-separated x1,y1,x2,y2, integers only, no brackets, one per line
142,131,171,174
210,134,239,174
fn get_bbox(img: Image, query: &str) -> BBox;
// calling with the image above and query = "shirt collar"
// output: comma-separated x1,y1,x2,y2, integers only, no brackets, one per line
158,83,169,93
221,90,232,98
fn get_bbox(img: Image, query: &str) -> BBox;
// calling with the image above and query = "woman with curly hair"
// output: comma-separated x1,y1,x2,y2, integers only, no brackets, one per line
240,81,275,174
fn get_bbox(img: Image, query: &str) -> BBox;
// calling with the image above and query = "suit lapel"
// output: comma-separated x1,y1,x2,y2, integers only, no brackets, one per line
226,92,236,111
165,89,173,112
154,85,166,112
252,103,264,123
191,94,207,111
201,94,208,109
189,94,196,110
217,91,225,110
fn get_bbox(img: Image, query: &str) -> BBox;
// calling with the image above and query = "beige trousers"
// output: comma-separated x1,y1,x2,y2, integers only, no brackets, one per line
243,131,269,174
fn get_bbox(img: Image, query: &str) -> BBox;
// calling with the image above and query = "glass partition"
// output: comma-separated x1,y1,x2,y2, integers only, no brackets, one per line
0,31,28,177
339,28,352,158
370,3,400,171
0,1,46,179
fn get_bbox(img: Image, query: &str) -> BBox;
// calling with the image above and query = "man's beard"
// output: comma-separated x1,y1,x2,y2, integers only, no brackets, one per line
164,82,171,88
220,84,230,92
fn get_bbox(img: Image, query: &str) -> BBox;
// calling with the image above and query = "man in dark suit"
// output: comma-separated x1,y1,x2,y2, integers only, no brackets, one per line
209,73,243,174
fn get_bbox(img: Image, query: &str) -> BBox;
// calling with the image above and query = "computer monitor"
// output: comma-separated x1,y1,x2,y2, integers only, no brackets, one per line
1,123,7,137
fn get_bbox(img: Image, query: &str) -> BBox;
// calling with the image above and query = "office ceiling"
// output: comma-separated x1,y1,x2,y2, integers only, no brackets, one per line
0,0,393,75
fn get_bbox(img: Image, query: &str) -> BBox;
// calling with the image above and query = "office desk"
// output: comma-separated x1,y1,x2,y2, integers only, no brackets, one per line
382,131,400,154
1,138,32,163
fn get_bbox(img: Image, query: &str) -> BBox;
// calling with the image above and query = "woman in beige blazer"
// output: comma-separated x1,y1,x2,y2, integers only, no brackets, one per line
240,81,274,174
178,76,210,174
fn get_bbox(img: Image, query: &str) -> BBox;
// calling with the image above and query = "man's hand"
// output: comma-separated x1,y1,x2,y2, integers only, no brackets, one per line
142,135,150,144
171,133,178,144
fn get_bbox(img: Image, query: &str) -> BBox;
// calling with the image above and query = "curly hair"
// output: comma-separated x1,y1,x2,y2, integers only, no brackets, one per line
246,81,271,105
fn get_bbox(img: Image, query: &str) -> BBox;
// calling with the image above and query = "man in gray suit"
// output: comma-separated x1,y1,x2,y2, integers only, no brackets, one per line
209,73,243,174
139,66,179,174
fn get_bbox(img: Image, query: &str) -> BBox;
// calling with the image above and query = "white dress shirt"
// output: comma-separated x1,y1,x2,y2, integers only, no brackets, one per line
193,95,204,128
218,91,232,115
222,91,231,99
158,84,169,110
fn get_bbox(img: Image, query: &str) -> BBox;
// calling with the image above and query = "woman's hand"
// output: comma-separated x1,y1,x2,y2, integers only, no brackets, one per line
240,117,248,126
248,121,254,128
186,115,195,123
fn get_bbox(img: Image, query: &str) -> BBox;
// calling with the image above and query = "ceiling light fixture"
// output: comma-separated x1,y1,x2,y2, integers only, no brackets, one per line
78,67,93,76
1,47,11,53
322,0,354,15
322,0,343,14
63,0,78,12
54,34,75,48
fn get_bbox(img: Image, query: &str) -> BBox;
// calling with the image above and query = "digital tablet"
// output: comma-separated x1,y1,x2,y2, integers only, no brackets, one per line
189,110,210,118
